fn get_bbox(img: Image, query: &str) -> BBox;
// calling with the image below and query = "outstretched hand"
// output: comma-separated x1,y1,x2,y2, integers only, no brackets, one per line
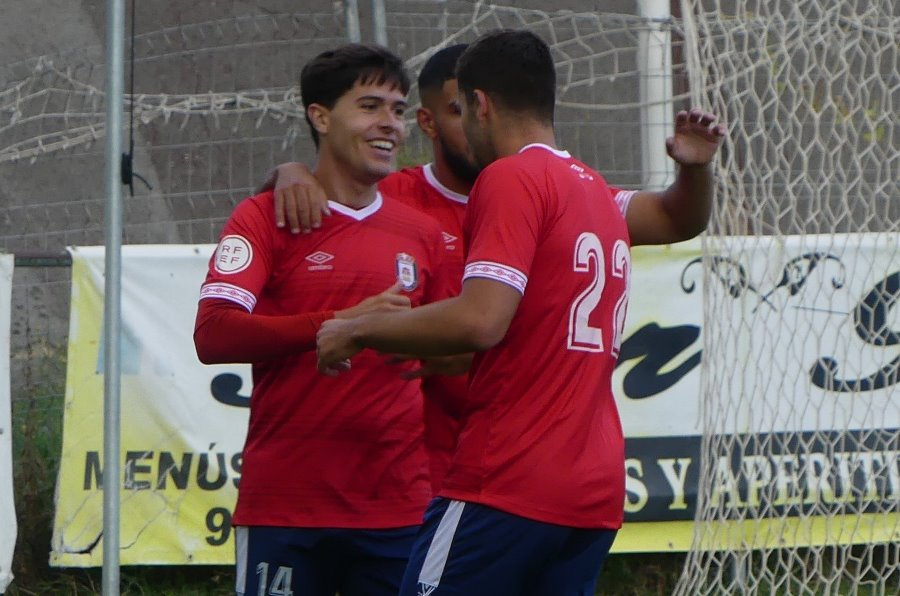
273,162,331,233
665,108,726,166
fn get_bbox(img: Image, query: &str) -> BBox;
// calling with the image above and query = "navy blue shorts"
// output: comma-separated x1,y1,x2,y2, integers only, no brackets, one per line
234,525,418,596
399,498,617,596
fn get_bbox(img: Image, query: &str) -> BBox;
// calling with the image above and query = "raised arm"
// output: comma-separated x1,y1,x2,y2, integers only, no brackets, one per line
625,108,726,246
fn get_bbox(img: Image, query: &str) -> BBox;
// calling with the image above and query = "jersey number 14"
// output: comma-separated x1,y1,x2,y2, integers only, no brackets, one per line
567,232,630,356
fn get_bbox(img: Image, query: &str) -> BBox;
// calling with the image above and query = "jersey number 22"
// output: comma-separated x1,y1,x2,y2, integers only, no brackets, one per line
567,232,630,355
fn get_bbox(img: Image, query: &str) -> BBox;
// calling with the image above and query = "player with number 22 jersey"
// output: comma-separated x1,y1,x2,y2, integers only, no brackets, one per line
443,143,631,529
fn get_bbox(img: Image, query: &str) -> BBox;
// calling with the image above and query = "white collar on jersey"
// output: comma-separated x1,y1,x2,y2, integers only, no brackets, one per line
423,163,469,204
518,143,572,158
327,192,383,221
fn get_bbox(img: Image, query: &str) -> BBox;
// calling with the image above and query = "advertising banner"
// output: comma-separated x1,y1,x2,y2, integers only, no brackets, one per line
51,237,899,564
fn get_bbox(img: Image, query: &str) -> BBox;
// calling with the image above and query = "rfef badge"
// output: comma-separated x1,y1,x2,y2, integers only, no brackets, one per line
395,253,418,291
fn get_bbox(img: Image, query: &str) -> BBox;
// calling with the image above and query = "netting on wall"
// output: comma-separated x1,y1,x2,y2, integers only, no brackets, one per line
1,8,347,252
386,0,691,184
1,2,696,256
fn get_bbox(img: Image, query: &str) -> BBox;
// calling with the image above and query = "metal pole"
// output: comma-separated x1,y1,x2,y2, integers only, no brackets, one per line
371,0,388,47
102,0,124,593
637,0,676,191
344,0,361,43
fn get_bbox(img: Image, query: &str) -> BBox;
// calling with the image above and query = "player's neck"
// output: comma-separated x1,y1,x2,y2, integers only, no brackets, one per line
429,158,473,196
493,119,558,159
312,158,379,209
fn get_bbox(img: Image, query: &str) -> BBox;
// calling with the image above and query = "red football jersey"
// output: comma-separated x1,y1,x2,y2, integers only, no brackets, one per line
441,144,632,529
378,165,469,491
199,191,452,529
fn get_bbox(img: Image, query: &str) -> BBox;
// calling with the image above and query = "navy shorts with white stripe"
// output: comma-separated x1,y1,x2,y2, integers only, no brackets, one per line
399,497,617,596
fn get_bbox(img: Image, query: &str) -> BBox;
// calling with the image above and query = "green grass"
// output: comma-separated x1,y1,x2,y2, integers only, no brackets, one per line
6,566,233,596
6,558,683,595
10,341,68,591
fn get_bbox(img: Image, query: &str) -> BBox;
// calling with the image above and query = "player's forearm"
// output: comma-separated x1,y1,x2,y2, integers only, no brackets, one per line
352,297,498,357
656,163,714,239
194,301,333,363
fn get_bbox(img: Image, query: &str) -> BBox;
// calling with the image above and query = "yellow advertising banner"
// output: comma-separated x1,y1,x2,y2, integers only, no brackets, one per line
52,246,248,566
52,239,899,565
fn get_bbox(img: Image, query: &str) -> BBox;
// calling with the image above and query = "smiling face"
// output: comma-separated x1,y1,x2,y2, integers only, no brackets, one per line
310,80,408,186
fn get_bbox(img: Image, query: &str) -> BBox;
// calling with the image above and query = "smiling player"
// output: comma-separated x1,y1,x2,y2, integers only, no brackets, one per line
193,44,453,596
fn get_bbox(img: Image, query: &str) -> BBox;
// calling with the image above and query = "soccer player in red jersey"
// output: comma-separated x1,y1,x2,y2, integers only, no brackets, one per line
263,45,477,493
193,44,453,596
316,30,725,595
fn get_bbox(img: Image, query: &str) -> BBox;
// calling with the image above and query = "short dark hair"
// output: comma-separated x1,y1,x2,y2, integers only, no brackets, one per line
456,29,555,123
300,43,411,148
417,44,468,95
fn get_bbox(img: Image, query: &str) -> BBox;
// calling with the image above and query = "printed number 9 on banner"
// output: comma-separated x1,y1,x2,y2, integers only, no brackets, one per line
206,507,232,546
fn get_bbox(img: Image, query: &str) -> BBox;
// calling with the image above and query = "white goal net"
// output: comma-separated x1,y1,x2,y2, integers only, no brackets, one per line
674,0,899,594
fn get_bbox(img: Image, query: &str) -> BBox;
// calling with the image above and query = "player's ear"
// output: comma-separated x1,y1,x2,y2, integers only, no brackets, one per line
307,103,330,138
416,107,438,140
473,89,490,124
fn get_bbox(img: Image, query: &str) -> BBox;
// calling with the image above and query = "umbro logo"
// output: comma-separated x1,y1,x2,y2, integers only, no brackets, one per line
306,251,334,270
306,251,334,264
442,232,457,250
417,582,437,596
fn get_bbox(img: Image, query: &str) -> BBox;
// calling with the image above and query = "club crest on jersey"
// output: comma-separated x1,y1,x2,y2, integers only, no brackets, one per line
395,253,418,291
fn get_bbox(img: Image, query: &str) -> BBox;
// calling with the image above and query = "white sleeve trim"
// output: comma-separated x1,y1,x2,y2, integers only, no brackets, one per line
614,190,636,216
199,282,257,312
463,261,528,295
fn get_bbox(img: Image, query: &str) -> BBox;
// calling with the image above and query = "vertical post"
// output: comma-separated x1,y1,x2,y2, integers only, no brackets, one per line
102,0,124,594
344,0,361,43
637,0,676,190
372,0,388,47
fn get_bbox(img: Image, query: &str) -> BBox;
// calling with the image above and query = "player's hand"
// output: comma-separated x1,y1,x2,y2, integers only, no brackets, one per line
273,162,331,234
385,353,473,379
317,319,363,375
335,282,411,319
665,109,726,167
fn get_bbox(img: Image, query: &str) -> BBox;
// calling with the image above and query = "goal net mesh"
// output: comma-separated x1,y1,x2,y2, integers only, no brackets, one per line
673,1,899,594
